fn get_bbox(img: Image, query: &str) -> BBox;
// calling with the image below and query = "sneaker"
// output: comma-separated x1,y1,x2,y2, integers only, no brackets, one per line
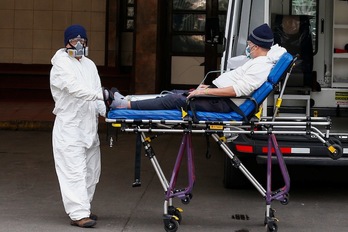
90,213,98,221
70,217,96,228
110,87,120,95
102,87,114,112
111,87,125,99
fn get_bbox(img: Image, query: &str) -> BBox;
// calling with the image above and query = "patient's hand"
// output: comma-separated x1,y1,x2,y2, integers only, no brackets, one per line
197,84,209,89
187,88,207,98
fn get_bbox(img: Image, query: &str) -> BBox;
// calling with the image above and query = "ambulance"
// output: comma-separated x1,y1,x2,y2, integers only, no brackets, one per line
219,0,348,188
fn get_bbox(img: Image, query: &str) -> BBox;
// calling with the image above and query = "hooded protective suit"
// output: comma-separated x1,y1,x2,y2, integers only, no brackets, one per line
50,48,106,220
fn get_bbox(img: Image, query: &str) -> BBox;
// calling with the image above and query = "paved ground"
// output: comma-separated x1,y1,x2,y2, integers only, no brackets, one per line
0,130,250,232
1,100,348,231
1,129,348,232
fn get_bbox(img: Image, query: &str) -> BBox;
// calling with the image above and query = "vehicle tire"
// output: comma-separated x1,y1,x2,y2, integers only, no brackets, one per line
223,155,261,189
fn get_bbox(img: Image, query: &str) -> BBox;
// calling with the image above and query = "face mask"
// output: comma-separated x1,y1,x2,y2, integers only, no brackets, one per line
67,41,88,58
245,45,253,59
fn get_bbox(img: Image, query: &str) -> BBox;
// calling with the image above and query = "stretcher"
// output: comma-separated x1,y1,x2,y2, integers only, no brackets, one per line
105,52,342,232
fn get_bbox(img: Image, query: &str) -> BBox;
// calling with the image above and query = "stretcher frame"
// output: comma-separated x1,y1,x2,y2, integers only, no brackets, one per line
105,53,342,232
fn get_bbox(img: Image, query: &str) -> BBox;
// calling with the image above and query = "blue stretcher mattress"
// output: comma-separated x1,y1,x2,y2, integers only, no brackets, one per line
107,83,272,121
107,52,293,122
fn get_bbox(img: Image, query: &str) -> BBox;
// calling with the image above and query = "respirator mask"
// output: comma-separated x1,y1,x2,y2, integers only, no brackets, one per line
245,45,254,59
66,37,88,58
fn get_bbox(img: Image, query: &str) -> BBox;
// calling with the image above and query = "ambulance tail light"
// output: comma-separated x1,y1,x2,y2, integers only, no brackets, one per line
235,144,253,153
262,147,291,154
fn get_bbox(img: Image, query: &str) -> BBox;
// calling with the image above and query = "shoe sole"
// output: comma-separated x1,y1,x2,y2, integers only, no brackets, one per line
102,87,111,112
90,214,98,221
70,220,96,228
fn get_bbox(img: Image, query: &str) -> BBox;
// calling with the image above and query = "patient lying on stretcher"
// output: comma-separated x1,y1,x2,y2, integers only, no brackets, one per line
104,24,286,113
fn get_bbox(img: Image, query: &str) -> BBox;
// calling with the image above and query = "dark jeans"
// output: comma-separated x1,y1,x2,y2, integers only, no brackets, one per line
130,90,233,112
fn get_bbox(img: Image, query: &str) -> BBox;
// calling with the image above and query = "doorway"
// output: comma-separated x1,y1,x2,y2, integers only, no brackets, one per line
159,0,228,90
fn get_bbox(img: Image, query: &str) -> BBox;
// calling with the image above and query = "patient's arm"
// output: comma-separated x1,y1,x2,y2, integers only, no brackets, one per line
197,84,209,89
187,86,237,98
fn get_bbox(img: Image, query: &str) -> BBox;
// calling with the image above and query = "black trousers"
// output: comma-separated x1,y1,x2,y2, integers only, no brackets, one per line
130,89,233,113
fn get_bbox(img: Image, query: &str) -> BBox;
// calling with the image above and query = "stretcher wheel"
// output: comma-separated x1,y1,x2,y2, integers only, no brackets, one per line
327,143,343,160
266,221,278,232
280,197,289,205
329,137,342,147
280,193,289,205
181,193,192,205
164,218,179,232
264,208,276,226
168,206,182,224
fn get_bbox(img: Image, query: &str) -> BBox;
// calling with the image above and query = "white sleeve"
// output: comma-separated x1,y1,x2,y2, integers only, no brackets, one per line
96,100,106,117
231,61,271,97
50,58,102,101
92,69,107,117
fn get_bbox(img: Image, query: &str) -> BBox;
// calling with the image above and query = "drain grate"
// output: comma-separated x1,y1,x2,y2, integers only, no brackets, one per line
231,214,250,220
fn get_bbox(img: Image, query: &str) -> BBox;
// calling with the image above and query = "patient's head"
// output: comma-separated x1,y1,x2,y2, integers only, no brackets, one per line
246,24,274,58
248,23,274,49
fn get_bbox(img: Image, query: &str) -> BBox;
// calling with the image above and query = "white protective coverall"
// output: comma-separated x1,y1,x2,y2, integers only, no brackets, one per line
50,48,106,220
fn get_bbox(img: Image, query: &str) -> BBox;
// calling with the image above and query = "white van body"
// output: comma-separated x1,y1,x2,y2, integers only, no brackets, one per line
223,0,348,113
223,0,348,189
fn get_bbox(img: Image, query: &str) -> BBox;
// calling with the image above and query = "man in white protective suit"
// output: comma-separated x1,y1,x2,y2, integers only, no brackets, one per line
50,24,106,228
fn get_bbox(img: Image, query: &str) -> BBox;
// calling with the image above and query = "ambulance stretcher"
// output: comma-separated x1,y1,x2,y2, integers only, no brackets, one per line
105,53,342,232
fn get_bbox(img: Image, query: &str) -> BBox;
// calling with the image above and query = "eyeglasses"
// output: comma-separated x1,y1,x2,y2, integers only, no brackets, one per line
247,41,257,48
69,38,87,45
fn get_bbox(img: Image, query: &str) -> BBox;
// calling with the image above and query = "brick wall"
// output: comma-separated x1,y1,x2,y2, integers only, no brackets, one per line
133,0,158,94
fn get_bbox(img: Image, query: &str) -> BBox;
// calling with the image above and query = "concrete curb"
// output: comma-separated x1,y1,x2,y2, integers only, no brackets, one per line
0,121,53,131
0,121,108,132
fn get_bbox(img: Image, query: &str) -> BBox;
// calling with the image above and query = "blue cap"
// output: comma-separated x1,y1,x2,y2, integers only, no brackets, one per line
248,23,274,49
64,24,88,46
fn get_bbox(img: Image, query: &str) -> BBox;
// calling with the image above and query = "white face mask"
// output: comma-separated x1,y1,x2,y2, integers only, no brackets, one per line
245,45,254,59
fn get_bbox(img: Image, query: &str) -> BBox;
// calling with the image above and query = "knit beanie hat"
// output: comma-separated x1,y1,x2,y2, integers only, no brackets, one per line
64,24,88,46
248,23,274,49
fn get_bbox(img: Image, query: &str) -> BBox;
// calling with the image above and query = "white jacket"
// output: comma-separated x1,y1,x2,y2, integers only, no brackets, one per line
213,44,287,97
50,49,105,148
